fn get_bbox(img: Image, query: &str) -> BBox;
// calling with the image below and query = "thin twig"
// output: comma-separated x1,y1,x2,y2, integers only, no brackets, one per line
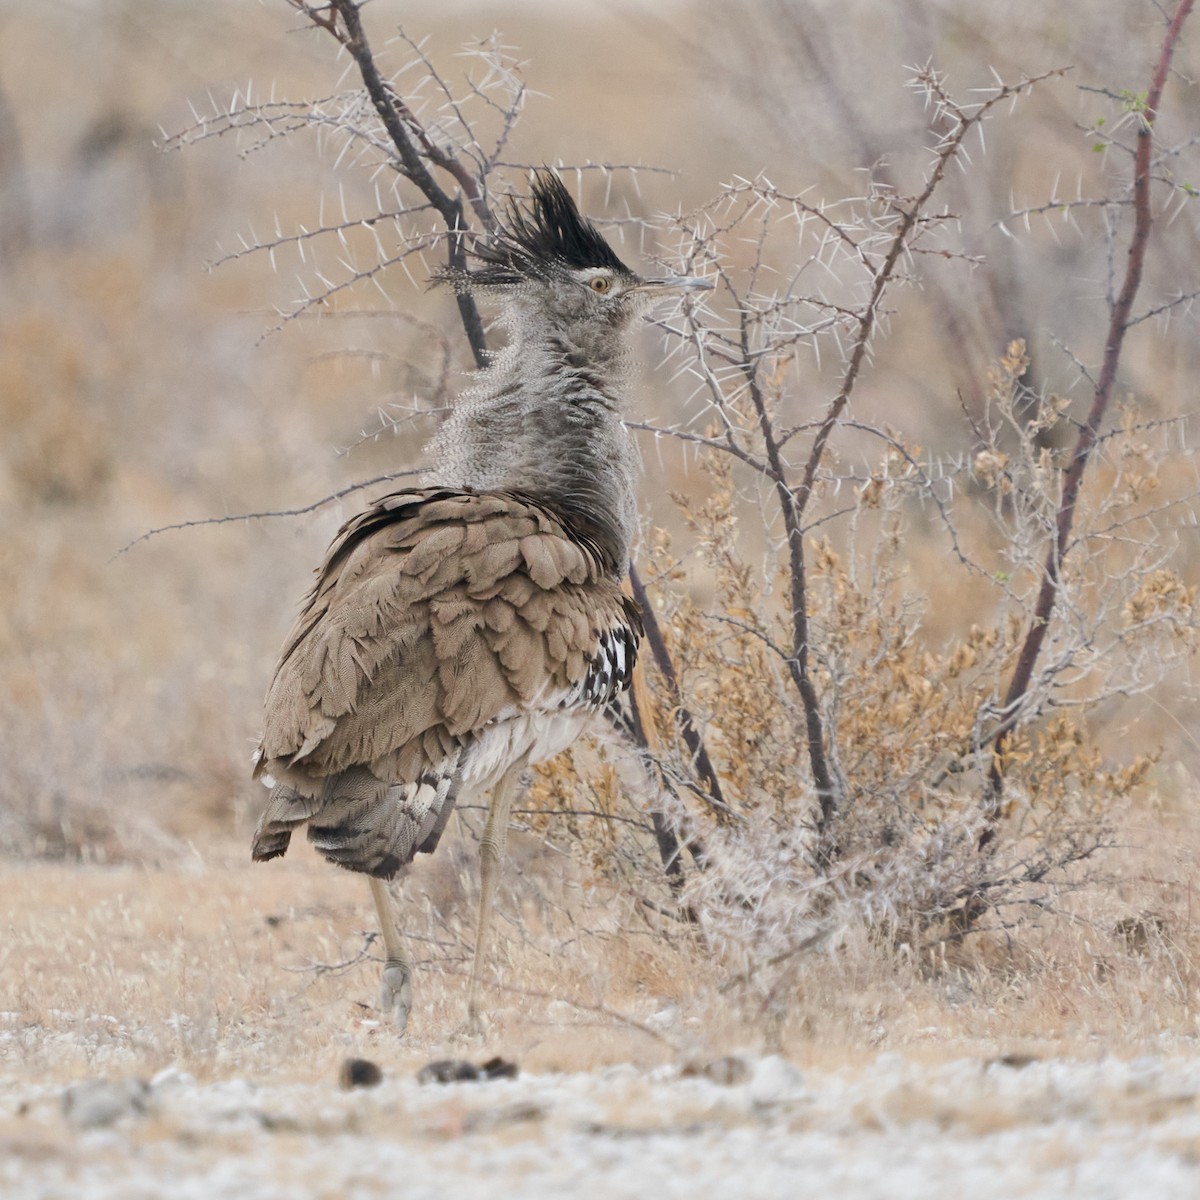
114,471,421,558
312,0,490,367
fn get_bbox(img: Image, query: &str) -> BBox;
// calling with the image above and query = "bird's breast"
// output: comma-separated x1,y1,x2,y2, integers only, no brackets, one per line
463,707,594,789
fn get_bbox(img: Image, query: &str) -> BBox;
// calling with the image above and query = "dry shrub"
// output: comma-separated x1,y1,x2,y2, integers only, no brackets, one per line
528,323,1196,1025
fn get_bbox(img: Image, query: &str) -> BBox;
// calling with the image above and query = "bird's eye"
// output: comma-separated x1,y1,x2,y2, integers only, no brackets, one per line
590,275,612,294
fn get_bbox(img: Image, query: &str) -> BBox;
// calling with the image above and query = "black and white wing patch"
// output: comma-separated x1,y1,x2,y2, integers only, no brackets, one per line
566,620,639,711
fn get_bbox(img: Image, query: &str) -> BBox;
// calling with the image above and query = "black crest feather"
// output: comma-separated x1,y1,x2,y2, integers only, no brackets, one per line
448,171,630,289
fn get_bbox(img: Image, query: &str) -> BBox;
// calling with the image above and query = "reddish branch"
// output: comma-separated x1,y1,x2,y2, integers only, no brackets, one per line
296,0,490,366
629,563,728,813
739,318,840,861
777,70,1058,862
981,0,1194,843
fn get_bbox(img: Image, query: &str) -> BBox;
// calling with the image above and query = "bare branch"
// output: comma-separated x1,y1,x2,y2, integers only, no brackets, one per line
114,471,421,558
983,0,1195,841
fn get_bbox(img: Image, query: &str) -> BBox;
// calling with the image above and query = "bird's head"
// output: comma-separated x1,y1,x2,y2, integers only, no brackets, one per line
437,171,709,334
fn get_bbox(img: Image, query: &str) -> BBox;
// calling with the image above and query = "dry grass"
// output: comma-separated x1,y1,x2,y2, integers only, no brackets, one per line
3,803,1197,1087
2,809,721,1077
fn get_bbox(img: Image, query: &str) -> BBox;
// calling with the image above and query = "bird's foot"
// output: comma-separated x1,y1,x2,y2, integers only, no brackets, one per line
450,1000,486,1041
379,962,412,1033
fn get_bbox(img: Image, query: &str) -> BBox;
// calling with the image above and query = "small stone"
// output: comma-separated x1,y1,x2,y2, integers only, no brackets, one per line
417,1057,519,1084
339,1058,384,1089
992,1053,1039,1070
745,1055,805,1103
62,1078,149,1129
150,1066,196,1092
418,1059,480,1084
681,1056,751,1086
479,1056,518,1080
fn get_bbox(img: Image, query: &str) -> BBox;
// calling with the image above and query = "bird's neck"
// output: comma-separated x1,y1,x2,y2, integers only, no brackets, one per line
423,325,640,573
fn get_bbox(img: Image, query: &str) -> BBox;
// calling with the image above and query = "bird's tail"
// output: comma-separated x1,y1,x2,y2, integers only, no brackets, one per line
251,756,461,880
251,783,319,864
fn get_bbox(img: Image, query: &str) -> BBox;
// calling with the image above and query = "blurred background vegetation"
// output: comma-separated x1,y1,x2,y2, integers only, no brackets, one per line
0,0,1195,899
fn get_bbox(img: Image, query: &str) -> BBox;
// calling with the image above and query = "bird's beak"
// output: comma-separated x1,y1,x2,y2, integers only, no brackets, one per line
631,275,713,294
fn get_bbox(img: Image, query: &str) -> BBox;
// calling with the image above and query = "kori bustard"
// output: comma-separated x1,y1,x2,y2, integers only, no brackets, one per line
251,171,709,1032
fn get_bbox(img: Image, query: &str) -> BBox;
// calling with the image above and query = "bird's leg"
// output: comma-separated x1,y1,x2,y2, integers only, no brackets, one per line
466,758,527,1034
368,875,412,1033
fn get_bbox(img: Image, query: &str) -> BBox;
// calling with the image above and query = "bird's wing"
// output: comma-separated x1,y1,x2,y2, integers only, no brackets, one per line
257,489,639,792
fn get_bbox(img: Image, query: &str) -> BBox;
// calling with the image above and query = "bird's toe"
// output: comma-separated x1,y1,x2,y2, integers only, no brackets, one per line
379,963,413,1033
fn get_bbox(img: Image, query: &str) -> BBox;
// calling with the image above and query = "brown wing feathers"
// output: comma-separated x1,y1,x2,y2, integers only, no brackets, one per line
252,488,636,876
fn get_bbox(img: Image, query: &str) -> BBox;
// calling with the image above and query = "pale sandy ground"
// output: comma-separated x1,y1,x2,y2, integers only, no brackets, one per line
4,1051,1200,1198
3,857,1200,1198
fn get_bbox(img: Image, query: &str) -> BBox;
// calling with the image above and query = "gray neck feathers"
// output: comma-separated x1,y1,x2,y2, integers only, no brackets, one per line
423,301,640,573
